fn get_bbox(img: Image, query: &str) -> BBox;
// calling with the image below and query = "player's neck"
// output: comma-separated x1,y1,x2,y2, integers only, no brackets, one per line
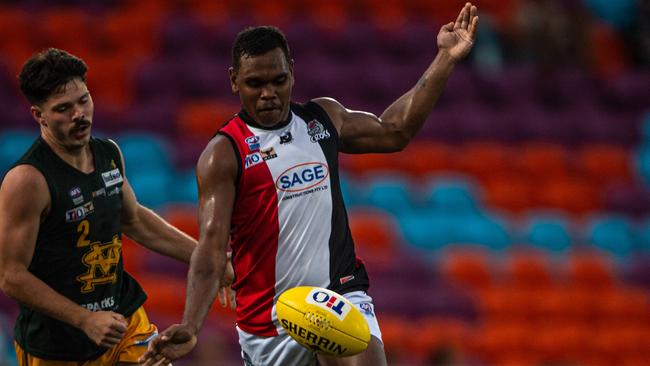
42,134,94,173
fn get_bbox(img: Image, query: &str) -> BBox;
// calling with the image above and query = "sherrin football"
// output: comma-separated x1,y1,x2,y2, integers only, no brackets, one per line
276,286,370,357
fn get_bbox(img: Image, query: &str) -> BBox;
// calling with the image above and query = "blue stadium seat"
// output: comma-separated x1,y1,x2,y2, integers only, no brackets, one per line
422,176,480,214
454,214,511,251
363,175,414,214
636,217,650,253
114,133,173,175
522,212,573,253
172,169,198,204
635,145,650,187
0,129,37,177
128,169,174,209
586,214,636,259
339,174,362,207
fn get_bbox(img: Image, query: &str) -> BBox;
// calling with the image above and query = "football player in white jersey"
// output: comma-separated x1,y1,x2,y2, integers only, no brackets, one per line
141,3,478,366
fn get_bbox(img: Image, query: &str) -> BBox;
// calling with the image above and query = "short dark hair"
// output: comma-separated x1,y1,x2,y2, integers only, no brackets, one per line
232,26,291,71
18,48,88,105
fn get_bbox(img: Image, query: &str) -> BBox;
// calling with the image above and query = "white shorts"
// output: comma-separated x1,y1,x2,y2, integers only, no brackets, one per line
237,291,382,366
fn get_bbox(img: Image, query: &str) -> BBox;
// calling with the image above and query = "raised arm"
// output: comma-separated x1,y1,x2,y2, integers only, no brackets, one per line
316,3,478,154
0,165,128,348
112,140,196,263
140,135,237,364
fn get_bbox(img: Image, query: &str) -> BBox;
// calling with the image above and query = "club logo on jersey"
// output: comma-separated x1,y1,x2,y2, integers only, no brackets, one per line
245,136,261,151
245,152,263,169
77,235,121,293
359,302,375,317
261,147,278,161
65,202,95,223
275,162,329,192
307,120,331,143
101,168,123,188
280,131,293,144
69,186,84,205
307,289,351,321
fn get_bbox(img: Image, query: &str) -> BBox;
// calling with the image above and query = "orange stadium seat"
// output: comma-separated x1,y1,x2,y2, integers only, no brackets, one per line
577,144,632,184
121,235,147,277
100,8,161,60
39,9,94,59
347,208,398,262
537,176,601,214
363,0,408,31
185,0,232,25
482,173,534,212
339,153,401,176
178,99,240,139
393,140,456,177
441,249,492,292
163,204,199,240
0,7,38,74
504,251,553,289
84,54,133,109
566,253,616,291
514,142,571,181
250,0,292,27
136,273,186,318
454,142,512,182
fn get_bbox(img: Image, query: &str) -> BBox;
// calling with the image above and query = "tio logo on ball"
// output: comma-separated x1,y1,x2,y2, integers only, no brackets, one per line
306,289,351,321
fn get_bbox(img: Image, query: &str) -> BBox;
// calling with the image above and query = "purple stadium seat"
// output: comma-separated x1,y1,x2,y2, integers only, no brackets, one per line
603,182,650,217
121,96,179,136
133,57,182,101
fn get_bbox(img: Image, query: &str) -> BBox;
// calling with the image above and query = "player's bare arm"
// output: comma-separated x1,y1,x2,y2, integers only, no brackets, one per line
140,135,237,365
110,140,197,263
0,165,128,347
316,3,478,154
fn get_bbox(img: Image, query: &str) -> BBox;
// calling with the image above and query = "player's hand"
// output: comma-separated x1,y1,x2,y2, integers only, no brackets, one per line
138,324,197,366
437,2,479,62
79,311,128,348
217,255,236,310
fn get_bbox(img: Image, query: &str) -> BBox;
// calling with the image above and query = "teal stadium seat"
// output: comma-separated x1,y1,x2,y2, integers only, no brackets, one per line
173,169,198,203
635,145,650,187
522,212,573,253
636,218,650,253
128,170,174,209
422,176,480,214
114,133,173,175
363,175,414,214
586,215,636,259
0,129,37,177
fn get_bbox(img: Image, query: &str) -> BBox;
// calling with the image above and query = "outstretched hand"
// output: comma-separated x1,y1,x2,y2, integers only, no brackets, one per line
138,324,197,366
217,254,236,310
437,2,479,62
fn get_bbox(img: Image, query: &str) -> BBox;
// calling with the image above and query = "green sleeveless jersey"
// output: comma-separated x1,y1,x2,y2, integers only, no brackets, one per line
12,136,147,361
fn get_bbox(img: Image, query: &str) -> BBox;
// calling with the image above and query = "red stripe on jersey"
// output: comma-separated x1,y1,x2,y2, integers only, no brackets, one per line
220,117,280,336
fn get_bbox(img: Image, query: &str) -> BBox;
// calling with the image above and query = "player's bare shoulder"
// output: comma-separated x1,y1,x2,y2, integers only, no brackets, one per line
0,164,50,217
311,97,346,130
197,134,238,183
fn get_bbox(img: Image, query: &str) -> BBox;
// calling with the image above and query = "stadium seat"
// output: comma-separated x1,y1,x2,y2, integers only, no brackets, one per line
172,169,198,204
177,99,238,139
482,173,534,212
514,142,570,181
398,210,456,250
521,212,573,253
348,208,398,261
504,251,553,289
422,176,480,214
537,176,600,214
454,142,512,182
566,253,616,290
115,133,174,175
0,129,37,177
128,170,174,209
363,175,414,214
440,249,492,292
576,144,632,184
163,204,198,240
585,214,636,258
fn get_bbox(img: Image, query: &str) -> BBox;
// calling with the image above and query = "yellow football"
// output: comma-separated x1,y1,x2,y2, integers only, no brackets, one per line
276,286,371,357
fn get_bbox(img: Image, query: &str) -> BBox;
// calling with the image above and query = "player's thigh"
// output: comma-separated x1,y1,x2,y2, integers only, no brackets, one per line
317,336,387,366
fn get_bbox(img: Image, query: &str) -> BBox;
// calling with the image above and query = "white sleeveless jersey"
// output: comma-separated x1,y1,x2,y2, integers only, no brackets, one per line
218,102,369,337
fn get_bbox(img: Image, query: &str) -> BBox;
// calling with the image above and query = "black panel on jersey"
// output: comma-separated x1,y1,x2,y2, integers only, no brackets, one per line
295,101,370,295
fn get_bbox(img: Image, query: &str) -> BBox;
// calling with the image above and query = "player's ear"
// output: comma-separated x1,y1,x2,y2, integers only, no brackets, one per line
30,105,47,127
229,66,239,94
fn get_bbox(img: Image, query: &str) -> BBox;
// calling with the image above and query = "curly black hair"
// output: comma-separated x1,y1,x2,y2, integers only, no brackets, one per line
232,26,291,71
18,48,87,105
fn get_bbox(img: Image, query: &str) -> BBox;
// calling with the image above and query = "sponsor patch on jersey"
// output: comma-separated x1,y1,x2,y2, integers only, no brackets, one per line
69,187,84,205
92,188,106,197
101,168,123,188
280,131,293,144
339,275,355,285
245,136,260,151
65,201,94,223
307,120,331,143
275,162,329,192
306,289,352,321
244,152,263,169
107,186,121,196
261,147,278,161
